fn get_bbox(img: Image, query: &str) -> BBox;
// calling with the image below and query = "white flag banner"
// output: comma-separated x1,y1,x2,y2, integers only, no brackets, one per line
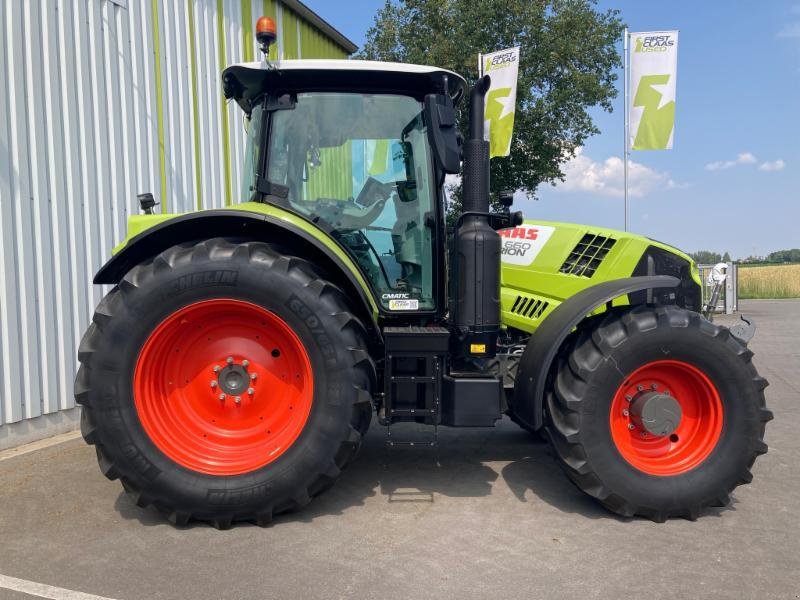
479,47,520,158
628,31,678,150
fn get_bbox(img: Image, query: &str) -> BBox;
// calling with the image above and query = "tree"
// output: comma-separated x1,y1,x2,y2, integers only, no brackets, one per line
358,0,624,209
766,249,800,263
722,251,731,262
689,250,723,264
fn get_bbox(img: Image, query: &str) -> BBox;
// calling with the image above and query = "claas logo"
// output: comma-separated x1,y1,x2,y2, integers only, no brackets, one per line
635,35,674,53
484,51,517,72
500,227,539,240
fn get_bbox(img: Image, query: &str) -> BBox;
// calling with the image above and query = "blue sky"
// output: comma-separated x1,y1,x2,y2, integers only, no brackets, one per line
307,1,799,258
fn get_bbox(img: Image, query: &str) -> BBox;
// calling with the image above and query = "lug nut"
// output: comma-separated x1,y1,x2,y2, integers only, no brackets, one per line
651,383,658,390
218,393,226,401
247,387,255,395
628,423,635,430
625,395,633,402
637,385,644,392
242,359,249,368
213,365,221,373
250,373,257,380
227,356,234,365
210,381,218,388
234,396,241,404
622,409,629,416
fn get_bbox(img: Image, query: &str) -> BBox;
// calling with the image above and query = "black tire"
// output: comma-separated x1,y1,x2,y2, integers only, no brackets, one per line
544,304,772,522
75,239,374,528
506,407,540,438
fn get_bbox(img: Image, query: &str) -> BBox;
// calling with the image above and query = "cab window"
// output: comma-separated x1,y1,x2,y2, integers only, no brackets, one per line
265,93,436,311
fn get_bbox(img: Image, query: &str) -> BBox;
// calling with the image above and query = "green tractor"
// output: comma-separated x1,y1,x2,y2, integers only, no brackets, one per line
75,26,771,528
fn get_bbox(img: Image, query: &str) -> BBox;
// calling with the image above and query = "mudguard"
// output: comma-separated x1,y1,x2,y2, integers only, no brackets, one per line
512,275,680,431
93,210,382,344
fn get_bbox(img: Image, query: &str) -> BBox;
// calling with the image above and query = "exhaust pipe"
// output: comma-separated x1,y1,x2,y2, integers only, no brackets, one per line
452,75,501,363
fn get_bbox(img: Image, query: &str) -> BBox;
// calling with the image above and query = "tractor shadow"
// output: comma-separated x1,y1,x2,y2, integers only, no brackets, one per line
282,416,620,523
114,417,733,527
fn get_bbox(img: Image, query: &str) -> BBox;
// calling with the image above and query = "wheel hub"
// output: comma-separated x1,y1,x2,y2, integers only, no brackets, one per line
629,391,682,436
610,360,724,476
216,362,251,396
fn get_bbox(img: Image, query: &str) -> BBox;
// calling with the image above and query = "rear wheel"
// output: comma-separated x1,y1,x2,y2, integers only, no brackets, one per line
544,304,772,521
76,239,374,528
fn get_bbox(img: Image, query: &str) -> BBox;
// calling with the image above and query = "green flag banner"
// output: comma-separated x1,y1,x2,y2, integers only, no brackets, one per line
479,47,520,158
629,31,678,150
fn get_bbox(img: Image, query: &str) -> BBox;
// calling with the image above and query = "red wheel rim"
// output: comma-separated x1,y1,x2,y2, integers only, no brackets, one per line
609,360,723,476
133,299,313,476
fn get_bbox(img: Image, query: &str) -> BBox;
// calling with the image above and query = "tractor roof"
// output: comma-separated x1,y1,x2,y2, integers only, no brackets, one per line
222,59,467,114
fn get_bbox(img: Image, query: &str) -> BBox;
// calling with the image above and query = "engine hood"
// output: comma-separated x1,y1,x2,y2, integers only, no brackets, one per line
498,220,701,334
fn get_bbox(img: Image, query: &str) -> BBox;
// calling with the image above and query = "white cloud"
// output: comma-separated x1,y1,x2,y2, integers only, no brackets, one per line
758,159,786,172
444,173,461,189
443,173,461,205
704,152,758,171
548,147,676,198
777,22,800,38
667,178,691,190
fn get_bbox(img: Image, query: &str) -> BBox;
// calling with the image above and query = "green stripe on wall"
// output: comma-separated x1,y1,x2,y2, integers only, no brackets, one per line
263,0,278,61
151,0,168,210
306,144,353,200
187,0,203,211
216,0,233,206
298,19,349,59
282,7,299,59
241,0,253,62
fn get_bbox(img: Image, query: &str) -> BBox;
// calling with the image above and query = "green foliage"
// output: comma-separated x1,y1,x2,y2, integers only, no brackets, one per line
766,248,800,263
689,250,725,264
358,0,624,205
691,248,800,266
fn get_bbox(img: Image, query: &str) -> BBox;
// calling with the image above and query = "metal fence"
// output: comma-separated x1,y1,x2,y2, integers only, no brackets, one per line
697,263,738,315
0,0,353,441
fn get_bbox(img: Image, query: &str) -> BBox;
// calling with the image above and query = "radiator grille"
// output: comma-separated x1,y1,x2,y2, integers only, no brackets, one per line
510,296,550,319
559,234,617,277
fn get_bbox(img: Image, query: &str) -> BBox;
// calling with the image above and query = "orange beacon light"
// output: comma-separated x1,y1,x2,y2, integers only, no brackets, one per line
255,16,277,55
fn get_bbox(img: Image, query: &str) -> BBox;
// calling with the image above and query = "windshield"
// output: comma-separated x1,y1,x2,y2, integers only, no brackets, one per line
262,92,437,312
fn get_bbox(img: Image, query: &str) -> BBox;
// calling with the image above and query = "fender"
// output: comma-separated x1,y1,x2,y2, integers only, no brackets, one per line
94,210,382,345
512,275,680,431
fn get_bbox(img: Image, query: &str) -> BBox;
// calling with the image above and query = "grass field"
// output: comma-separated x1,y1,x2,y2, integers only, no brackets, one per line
738,264,800,299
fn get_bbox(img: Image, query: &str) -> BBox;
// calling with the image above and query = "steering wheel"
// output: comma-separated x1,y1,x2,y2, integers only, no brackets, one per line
312,178,396,231
354,177,393,209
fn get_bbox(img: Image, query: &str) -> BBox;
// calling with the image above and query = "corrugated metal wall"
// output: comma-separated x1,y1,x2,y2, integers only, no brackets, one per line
0,0,351,429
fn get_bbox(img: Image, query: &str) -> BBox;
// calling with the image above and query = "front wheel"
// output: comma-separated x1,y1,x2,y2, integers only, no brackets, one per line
75,239,374,528
544,305,772,521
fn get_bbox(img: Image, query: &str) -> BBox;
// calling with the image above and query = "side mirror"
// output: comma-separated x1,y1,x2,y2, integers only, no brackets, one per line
424,94,461,174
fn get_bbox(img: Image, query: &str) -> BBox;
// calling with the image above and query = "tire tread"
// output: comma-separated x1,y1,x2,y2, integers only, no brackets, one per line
76,238,374,527
543,304,770,521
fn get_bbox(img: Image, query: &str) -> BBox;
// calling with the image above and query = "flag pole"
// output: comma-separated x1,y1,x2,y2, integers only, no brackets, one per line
623,27,629,232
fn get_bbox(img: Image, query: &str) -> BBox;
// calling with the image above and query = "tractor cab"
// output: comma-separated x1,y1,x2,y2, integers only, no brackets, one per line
223,60,467,316
222,57,510,434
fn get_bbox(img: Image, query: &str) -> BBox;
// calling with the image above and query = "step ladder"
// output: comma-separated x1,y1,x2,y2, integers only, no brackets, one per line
382,326,450,447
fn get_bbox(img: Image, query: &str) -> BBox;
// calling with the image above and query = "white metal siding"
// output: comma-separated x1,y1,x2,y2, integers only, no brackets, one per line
0,0,351,427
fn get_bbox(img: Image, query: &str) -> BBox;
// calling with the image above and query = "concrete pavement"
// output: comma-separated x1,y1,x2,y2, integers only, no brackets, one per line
0,300,797,600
